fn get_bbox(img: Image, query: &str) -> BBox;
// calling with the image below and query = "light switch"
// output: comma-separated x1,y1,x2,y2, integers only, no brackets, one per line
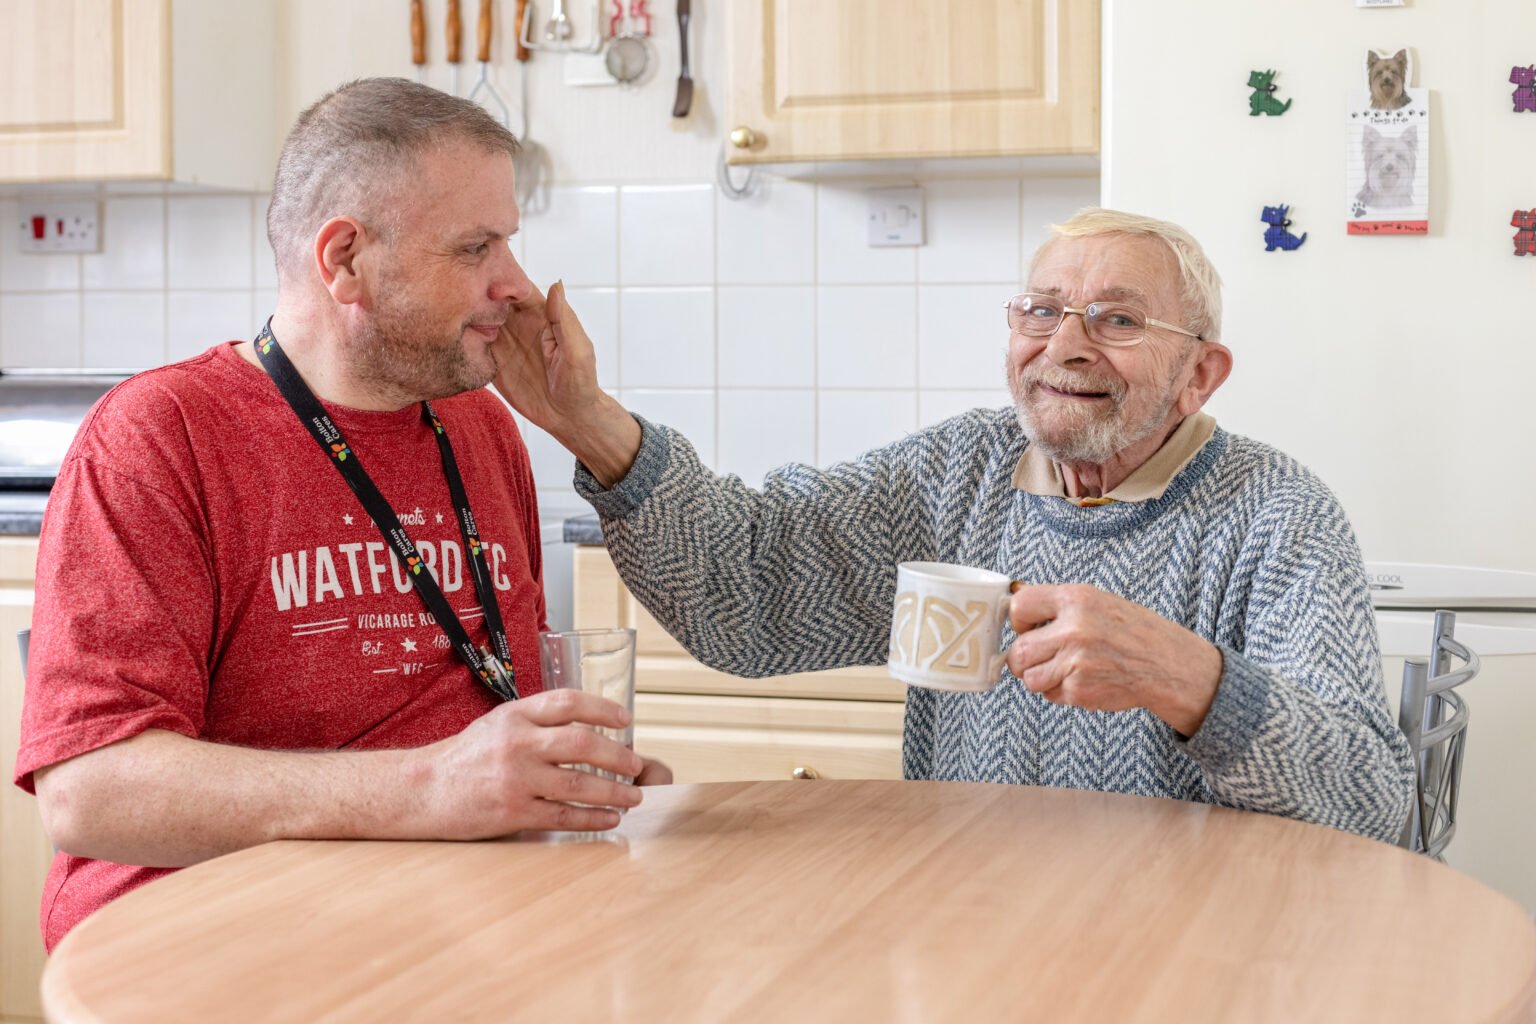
867,187,924,247
15,201,101,253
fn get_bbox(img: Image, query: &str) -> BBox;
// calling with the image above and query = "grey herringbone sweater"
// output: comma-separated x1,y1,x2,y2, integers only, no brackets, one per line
577,409,1416,843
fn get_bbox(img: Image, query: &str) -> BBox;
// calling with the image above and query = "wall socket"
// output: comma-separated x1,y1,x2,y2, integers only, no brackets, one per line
15,201,101,253
867,187,924,247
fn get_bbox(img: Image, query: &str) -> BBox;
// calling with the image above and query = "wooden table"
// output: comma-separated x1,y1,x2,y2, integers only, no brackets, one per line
41,781,1536,1023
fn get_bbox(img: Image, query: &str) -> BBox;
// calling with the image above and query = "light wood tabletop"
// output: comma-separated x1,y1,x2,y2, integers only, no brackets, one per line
42,780,1536,1023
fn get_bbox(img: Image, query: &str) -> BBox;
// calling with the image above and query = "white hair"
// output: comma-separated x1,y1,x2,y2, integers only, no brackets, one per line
1031,207,1224,342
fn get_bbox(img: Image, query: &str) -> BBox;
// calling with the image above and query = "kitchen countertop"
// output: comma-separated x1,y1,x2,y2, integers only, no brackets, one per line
0,492,47,535
561,512,603,545
1,500,598,543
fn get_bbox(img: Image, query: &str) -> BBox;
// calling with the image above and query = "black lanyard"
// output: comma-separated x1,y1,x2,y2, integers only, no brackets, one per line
253,321,517,701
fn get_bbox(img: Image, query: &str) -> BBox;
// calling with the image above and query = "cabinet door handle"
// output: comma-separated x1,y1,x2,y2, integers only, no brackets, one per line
791,766,821,780
729,126,760,149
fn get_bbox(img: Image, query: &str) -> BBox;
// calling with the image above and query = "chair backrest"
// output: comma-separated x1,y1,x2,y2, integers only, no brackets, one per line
1396,610,1479,858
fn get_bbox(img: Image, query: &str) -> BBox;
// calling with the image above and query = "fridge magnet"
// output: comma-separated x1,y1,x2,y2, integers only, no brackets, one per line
1262,206,1308,251
1514,211,1536,257
1247,70,1292,116
1346,48,1430,235
1512,66,1536,113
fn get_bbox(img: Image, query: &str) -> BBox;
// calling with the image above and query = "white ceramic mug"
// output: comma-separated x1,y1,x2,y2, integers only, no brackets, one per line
887,562,1013,692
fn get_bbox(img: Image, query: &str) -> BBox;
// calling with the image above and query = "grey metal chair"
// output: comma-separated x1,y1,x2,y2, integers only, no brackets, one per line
1396,610,1479,859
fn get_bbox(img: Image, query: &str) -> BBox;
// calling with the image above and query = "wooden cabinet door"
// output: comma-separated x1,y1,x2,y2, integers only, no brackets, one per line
0,538,46,1023
726,0,1099,164
0,0,169,182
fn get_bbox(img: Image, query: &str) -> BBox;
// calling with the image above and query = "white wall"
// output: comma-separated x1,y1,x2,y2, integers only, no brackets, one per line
1103,0,1536,572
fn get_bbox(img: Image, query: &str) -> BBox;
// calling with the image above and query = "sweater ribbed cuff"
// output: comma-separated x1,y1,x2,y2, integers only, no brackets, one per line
573,413,669,519
1184,644,1270,772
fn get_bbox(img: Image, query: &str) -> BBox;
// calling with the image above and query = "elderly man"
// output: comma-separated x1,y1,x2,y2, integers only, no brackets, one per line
498,208,1415,842
16,78,667,952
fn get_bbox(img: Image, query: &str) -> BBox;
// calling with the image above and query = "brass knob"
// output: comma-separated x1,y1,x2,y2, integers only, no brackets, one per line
791,766,821,780
729,126,759,149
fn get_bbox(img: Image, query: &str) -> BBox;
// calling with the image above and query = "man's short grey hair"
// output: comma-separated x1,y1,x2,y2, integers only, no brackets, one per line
1032,207,1224,343
266,77,520,283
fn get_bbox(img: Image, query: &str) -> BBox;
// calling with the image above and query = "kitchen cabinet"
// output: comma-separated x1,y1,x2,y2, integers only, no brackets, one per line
573,546,906,782
0,0,275,188
725,0,1099,165
0,537,44,1024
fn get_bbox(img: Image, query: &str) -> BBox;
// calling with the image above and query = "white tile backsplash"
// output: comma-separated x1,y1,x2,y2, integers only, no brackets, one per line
621,389,717,467
817,285,917,389
717,178,816,285
1,171,1099,507
1021,177,1100,278
718,389,816,486
565,287,620,390
166,196,254,290
718,286,815,389
817,389,918,467
516,415,581,507
167,290,253,362
619,288,714,389
917,284,1012,390
619,185,714,287
0,293,82,367
522,186,617,287
918,180,1022,284
252,197,278,290
82,197,165,291
83,292,165,369
815,185,917,285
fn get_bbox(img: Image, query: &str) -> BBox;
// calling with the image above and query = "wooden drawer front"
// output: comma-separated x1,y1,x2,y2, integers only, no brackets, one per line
633,693,905,784
574,546,907,703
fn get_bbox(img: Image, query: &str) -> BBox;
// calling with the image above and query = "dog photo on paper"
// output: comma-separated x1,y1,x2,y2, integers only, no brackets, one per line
1346,47,1430,235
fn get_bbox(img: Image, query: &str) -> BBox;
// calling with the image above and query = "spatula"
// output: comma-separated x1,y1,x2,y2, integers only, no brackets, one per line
672,0,693,117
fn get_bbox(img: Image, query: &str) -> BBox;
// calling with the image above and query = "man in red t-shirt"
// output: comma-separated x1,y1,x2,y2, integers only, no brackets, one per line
14,78,669,951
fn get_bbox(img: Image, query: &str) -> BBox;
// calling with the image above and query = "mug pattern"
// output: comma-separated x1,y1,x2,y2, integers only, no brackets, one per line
890,591,994,676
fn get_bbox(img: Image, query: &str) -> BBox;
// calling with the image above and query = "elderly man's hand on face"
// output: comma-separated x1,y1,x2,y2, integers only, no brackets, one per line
494,281,597,434
1005,585,1225,737
493,282,642,487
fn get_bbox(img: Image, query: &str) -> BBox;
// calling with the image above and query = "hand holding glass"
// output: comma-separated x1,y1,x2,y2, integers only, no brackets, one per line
539,628,638,789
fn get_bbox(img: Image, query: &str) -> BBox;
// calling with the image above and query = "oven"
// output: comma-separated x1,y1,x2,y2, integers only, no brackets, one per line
0,371,130,535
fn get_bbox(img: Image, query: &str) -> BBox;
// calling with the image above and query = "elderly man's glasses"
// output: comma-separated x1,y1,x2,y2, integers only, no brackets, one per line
1004,293,1203,347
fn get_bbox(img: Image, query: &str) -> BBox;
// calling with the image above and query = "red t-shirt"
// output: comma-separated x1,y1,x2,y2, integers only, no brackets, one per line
14,343,549,950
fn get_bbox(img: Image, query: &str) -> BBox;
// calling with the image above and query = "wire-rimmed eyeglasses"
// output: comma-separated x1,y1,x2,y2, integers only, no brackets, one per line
1004,293,1203,348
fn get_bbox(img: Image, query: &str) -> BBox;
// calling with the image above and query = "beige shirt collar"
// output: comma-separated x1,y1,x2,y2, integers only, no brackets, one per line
1012,411,1217,505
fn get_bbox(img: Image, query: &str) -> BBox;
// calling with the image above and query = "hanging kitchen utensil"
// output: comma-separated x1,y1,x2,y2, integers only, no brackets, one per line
446,0,463,94
672,0,693,117
605,0,653,86
410,0,427,83
519,0,604,53
467,0,511,126
511,0,551,214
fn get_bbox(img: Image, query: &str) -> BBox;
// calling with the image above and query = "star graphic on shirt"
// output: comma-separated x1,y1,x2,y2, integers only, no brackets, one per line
343,513,354,526
401,638,418,652
435,512,445,524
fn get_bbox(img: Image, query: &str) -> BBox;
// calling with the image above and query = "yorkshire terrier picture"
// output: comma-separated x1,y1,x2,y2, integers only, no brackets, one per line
1356,124,1418,208
1367,49,1412,110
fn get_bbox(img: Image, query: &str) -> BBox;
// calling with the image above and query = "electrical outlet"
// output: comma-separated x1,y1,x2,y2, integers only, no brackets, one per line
15,201,101,253
867,187,924,247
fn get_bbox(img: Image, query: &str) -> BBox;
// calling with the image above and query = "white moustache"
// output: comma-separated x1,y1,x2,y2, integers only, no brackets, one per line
1024,372,1125,402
